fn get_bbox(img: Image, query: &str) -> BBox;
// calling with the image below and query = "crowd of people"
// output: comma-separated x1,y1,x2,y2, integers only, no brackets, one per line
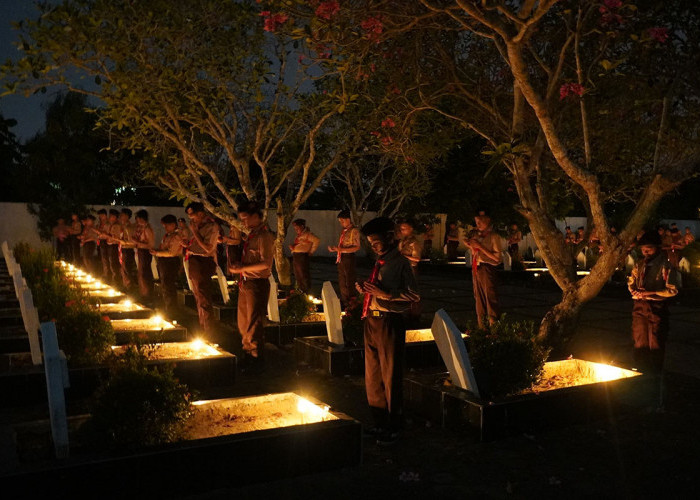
51,203,694,444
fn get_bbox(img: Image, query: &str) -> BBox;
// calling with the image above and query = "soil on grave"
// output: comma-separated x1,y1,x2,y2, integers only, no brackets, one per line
111,342,224,361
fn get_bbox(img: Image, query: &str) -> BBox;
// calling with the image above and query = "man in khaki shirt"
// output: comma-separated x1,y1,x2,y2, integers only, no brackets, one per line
115,208,138,291
151,214,183,314
328,210,361,307
133,209,156,300
289,218,320,293
185,202,220,336
229,200,275,366
95,209,111,279
398,221,421,275
464,209,502,326
103,209,122,285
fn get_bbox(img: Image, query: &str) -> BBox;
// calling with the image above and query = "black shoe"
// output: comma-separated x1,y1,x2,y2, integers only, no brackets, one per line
376,429,399,446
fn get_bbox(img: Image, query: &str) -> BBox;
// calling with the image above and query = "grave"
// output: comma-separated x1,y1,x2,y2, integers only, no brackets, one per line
109,316,188,344
40,322,70,458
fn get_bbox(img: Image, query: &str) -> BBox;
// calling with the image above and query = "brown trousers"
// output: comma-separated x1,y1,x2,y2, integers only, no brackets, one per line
473,263,500,326
99,242,110,278
82,241,97,274
237,278,270,356
120,248,137,289
107,244,121,284
137,249,154,298
632,300,669,373
337,253,356,306
293,252,311,292
157,256,181,314
364,313,406,430
188,255,216,334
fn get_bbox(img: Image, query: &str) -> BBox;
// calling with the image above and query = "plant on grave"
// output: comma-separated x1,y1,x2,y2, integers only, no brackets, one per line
12,241,33,265
341,294,364,346
87,348,194,449
465,318,550,398
278,289,316,324
55,299,115,366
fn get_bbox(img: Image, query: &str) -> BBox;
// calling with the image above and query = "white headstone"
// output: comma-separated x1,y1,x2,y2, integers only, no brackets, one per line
431,309,480,397
576,250,587,269
215,266,230,304
12,269,24,298
625,254,635,273
20,287,42,365
40,321,70,459
267,275,280,322
502,250,512,271
679,257,691,273
151,257,159,280
182,259,194,292
321,281,344,346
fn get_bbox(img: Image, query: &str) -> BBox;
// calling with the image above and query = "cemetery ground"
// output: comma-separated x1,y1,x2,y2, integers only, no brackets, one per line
2,259,700,498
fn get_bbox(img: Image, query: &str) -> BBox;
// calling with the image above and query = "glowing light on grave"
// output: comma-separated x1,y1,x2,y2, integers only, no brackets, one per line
297,397,331,421
191,338,204,351
150,314,164,325
308,295,323,305
121,299,133,308
533,273,540,277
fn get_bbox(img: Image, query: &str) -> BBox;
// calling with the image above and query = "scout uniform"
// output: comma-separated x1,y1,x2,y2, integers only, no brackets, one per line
133,221,155,299
68,217,83,263
225,224,243,276
237,223,275,358
422,224,434,259
187,217,220,334
119,220,138,290
107,219,123,285
80,222,99,274
399,233,421,276
154,229,184,314
290,227,320,292
52,221,70,261
628,246,679,373
336,224,361,306
471,227,502,326
97,216,111,278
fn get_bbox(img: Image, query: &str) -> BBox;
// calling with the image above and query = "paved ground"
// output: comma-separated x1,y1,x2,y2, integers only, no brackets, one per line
2,258,700,498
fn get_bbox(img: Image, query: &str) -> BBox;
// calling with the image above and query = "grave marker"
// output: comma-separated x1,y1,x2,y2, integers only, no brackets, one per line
625,254,635,273
502,250,512,271
40,321,70,459
534,249,543,266
576,250,587,269
151,257,159,280
20,287,42,365
267,275,280,322
431,309,480,397
215,266,230,304
182,259,194,292
679,257,690,274
321,281,344,346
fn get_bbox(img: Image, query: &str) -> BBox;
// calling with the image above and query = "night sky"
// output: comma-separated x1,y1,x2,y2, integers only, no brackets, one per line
0,0,61,142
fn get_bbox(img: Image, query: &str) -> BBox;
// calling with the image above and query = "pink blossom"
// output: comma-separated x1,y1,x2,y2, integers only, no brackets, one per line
360,16,383,42
261,12,289,32
381,117,396,128
559,82,585,100
381,136,394,146
648,27,669,43
315,1,340,21
370,130,381,137
102,315,111,322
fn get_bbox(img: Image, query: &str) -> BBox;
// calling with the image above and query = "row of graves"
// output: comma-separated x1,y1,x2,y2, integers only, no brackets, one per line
1,241,649,496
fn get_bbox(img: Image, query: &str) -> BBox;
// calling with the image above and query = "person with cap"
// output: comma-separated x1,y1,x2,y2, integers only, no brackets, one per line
67,212,83,263
289,218,320,293
464,209,502,326
52,217,71,261
185,202,220,336
114,208,138,291
151,214,184,315
328,210,361,306
355,216,419,445
628,230,679,377
133,209,156,301
95,209,111,279
229,200,275,368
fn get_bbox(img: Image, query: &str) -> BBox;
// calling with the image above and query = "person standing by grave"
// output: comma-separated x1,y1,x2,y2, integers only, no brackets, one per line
52,217,70,261
328,210,361,307
151,214,183,315
445,221,460,261
628,231,679,376
684,227,695,246
289,219,320,293
115,208,138,292
668,223,684,268
185,202,220,336
223,218,243,278
67,212,83,263
96,209,111,279
422,222,434,259
104,209,122,285
356,216,419,445
464,210,502,326
398,221,421,275
507,223,522,264
229,201,275,368
133,209,156,302
78,214,99,274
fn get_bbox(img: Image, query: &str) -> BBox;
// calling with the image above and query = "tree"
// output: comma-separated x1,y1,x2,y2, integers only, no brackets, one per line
280,0,700,346
2,0,373,284
0,114,22,202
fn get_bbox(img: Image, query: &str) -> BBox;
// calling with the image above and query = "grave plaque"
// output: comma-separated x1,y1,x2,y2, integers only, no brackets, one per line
215,266,230,303
321,281,344,346
431,309,479,397
679,257,690,274
40,321,70,459
576,250,587,269
267,275,280,322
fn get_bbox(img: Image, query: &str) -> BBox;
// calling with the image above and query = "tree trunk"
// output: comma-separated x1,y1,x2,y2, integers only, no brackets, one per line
273,199,292,286
538,287,582,354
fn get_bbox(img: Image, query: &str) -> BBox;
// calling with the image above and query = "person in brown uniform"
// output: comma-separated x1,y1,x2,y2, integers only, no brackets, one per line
104,209,122,285
78,214,99,273
133,209,156,301
356,217,419,445
52,217,70,261
68,212,83,263
229,201,275,366
115,208,138,291
464,210,503,326
422,223,434,259
328,210,361,307
628,231,679,375
445,222,460,261
507,224,522,264
223,218,243,278
398,221,421,275
684,227,695,246
185,202,220,336
151,214,183,315
289,219,320,293
95,209,111,278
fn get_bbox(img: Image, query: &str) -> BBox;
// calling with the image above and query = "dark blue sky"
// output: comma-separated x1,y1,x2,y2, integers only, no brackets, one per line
0,0,63,142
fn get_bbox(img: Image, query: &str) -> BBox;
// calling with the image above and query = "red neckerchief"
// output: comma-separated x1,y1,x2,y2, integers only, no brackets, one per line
361,258,386,319
336,227,351,263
